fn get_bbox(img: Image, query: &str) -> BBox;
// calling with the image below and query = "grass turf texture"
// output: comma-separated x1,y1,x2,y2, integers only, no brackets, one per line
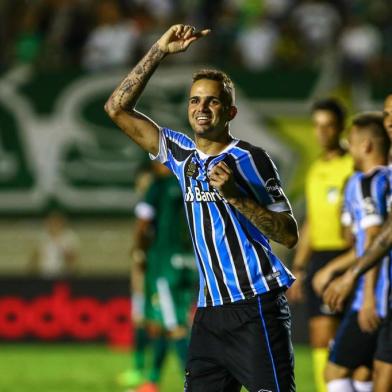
0,344,315,391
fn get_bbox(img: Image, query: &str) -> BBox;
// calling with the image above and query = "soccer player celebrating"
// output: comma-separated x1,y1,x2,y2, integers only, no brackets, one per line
288,99,352,392
323,113,391,392
324,95,392,392
105,24,298,392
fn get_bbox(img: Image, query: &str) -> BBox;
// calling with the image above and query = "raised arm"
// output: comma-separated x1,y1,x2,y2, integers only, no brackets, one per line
104,24,210,155
209,162,298,248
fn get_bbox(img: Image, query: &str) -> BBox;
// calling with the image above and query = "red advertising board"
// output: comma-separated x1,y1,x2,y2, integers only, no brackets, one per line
0,278,133,347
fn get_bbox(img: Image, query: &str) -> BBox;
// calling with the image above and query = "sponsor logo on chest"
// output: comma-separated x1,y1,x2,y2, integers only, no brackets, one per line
185,186,223,202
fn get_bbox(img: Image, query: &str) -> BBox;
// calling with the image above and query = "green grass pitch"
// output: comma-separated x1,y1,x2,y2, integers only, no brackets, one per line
0,344,315,391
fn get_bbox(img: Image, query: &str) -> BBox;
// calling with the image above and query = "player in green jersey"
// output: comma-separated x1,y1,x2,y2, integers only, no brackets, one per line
122,162,197,392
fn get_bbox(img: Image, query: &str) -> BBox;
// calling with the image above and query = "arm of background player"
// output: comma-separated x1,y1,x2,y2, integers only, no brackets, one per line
287,220,311,302
349,212,392,277
104,25,210,155
324,218,391,311
312,247,357,296
130,218,151,295
357,225,382,333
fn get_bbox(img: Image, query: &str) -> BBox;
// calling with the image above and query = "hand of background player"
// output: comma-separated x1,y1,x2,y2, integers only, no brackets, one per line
208,162,241,200
286,270,305,303
358,297,380,333
323,269,356,311
157,24,210,54
312,266,334,296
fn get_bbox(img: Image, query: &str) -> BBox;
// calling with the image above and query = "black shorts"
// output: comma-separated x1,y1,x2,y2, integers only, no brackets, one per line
329,310,378,369
305,250,347,318
375,311,392,364
184,290,295,392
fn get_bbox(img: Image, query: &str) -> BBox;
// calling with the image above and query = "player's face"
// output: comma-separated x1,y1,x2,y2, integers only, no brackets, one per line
348,126,365,171
312,110,341,151
188,79,233,137
383,95,392,141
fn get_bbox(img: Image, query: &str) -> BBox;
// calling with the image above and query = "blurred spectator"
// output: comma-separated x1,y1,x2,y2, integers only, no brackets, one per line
235,16,279,71
292,0,342,56
13,5,43,64
29,210,79,278
82,0,140,71
339,16,382,82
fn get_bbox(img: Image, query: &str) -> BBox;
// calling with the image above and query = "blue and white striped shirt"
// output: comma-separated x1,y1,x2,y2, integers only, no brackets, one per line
151,127,295,307
342,167,392,317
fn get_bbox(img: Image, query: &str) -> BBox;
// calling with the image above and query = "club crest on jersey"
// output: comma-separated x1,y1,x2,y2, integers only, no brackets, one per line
185,186,223,202
186,161,197,177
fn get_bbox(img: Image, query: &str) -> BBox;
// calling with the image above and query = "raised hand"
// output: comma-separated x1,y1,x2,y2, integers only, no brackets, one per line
157,24,210,54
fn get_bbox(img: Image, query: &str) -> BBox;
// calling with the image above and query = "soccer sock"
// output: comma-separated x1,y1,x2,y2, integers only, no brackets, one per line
327,378,354,392
352,380,373,392
312,348,328,392
149,335,168,383
134,327,149,371
173,337,189,368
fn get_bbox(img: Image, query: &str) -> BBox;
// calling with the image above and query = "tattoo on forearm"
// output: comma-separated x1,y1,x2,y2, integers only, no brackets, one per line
107,43,165,113
229,197,297,245
359,222,392,274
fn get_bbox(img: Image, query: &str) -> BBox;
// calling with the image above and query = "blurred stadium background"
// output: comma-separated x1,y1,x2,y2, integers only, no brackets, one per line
0,0,391,391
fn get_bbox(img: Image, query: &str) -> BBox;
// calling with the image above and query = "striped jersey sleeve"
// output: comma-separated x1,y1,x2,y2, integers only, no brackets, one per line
228,141,292,213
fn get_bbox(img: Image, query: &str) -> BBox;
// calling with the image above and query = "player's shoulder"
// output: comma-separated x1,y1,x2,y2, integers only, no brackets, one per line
233,140,273,164
161,127,195,149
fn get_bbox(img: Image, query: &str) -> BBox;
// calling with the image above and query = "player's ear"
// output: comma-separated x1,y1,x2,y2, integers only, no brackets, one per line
228,106,237,121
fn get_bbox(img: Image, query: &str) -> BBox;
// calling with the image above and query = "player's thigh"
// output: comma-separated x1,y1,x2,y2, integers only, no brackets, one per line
309,315,340,347
184,362,241,392
185,309,241,392
329,311,377,371
226,294,295,392
374,360,392,392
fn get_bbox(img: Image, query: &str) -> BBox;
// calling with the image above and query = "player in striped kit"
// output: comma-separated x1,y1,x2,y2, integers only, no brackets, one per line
105,24,298,392
322,113,391,392
324,97,392,392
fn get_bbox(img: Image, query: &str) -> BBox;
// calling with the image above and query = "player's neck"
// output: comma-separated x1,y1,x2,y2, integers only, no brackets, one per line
361,156,387,173
195,132,233,156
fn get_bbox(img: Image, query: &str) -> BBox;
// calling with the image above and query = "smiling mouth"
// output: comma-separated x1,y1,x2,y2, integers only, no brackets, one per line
195,115,212,125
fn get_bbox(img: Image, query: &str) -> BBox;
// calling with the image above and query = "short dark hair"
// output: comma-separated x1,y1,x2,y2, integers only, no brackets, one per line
192,68,235,106
311,98,346,130
352,111,390,157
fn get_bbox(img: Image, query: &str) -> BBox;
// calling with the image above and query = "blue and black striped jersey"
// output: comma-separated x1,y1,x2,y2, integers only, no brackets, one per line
150,127,295,307
342,167,392,316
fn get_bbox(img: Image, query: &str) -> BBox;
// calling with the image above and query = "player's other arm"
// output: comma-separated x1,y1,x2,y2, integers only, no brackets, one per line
287,220,311,301
324,213,392,311
104,24,210,155
209,162,298,248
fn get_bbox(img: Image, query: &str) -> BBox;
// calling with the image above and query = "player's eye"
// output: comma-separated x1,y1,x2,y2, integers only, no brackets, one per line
189,98,199,104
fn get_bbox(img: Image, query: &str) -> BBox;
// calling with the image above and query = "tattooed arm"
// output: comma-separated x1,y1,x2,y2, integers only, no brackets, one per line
104,24,210,155
350,212,392,275
209,162,298,248
228,198,298,248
